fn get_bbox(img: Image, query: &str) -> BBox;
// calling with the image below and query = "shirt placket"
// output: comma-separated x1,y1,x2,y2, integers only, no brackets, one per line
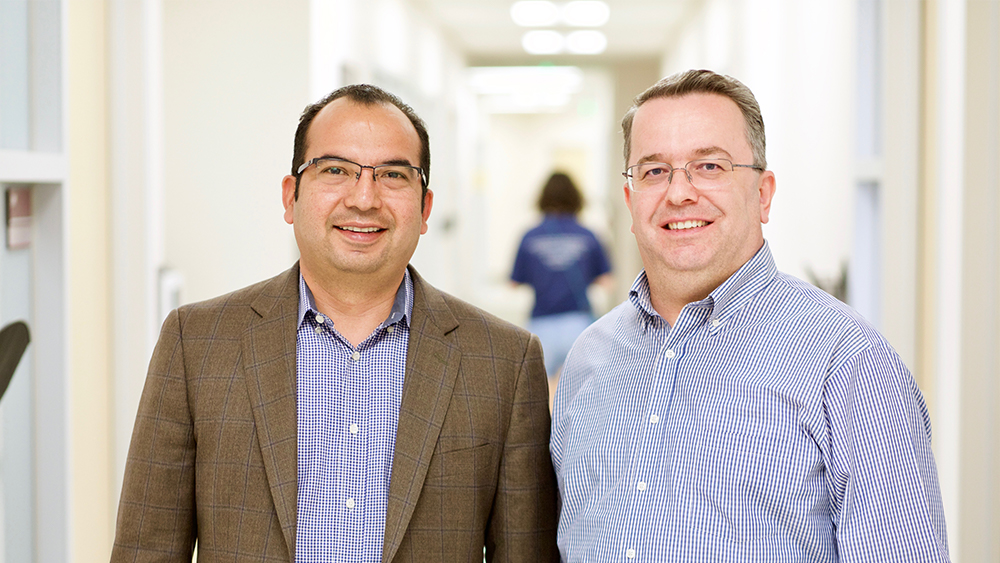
365,325,399,557
342,338,366,554
618,318,680,561
623,308,710,561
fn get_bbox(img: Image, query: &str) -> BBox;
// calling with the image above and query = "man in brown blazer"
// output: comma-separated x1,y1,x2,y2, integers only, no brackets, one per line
111,84,558,562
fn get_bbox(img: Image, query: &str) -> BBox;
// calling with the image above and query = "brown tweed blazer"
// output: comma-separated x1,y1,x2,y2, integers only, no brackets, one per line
111,264,558,562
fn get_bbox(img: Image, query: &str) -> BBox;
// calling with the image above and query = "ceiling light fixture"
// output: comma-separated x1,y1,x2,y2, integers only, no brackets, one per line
511,0,610,27
565,29,607,54
521,29,565,54
510,1,561,27
562,1,610,27
468,66,585,113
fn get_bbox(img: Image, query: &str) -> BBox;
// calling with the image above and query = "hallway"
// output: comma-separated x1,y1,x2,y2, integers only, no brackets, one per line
1,0,998,560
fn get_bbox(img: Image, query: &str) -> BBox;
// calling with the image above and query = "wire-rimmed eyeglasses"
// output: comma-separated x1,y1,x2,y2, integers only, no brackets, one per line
624,158,763,192
297,157,426,190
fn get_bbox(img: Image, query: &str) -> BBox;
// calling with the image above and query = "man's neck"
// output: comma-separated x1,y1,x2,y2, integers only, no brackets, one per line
644,243,765,326
302,267,404,347
646,269,727,327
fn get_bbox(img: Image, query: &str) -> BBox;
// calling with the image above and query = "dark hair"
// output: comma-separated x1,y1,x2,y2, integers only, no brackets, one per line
291,84,430,200
621,69,766,169
537,172,584,215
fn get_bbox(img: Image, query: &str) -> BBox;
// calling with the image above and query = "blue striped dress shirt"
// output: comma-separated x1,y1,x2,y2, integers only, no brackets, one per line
551,242,949,562
296,272,412,562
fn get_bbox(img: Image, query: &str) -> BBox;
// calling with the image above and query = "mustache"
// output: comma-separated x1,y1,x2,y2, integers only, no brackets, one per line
328,211,391,227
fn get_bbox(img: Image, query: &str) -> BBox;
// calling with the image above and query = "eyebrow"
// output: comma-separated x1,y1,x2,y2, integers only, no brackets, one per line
315,155,417,167
691,146,733,159
635,146,734,165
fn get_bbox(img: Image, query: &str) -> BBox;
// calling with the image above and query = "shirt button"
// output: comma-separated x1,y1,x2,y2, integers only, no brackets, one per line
349,423,359,435
626,548,636,559
345,498,355,509
351,351,360,361
313,326,322,334
665,349,676,359
315,315,325,324
386,325,395,334
649,414,659,424
711,318,721,328
637,481,647,491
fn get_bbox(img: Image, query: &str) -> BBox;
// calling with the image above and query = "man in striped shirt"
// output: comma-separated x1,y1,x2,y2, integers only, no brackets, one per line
550,69,950,561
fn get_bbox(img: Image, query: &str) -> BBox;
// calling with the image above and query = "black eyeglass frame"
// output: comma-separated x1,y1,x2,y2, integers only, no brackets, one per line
296,156,427,188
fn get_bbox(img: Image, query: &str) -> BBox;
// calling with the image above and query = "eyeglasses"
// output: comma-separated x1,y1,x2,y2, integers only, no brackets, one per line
297,157,426,190
623,158,763,192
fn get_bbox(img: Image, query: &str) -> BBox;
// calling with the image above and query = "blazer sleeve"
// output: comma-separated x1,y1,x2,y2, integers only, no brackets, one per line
486,333,560,562
111,309,198,562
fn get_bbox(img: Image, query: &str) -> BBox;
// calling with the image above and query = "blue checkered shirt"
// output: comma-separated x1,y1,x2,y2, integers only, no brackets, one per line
295,272,412,562
551,242,950,562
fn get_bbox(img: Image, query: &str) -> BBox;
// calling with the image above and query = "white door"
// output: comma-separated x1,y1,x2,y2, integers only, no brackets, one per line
0,184,35,563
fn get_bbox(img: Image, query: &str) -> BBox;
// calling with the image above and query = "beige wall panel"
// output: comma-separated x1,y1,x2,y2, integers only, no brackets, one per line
162,0,310,305
67,0,114,560
958,1,1000,559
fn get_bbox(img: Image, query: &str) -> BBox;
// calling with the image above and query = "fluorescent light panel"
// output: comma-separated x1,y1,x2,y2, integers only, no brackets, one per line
521,29,606,55
522,29,565,54
565,30,607,54
468,66,584,113
510,1,610,27
468,66,584,95
562,1,610,26
511,1,561,27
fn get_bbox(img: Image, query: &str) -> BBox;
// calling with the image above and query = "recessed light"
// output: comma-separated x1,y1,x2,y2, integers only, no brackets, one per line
511,1,561,27
522,30,565,54
468,66,585,113
562,1,610,27
565,29,606,54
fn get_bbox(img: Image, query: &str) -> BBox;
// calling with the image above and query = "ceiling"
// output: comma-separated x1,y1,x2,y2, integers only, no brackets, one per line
412,0,701,66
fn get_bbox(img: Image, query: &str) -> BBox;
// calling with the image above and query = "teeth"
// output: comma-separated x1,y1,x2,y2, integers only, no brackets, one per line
341,226,381,233
667,220,708,230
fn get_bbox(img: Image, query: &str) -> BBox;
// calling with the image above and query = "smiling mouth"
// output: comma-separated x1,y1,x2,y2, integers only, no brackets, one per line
666,220,709,230
337,225,384,233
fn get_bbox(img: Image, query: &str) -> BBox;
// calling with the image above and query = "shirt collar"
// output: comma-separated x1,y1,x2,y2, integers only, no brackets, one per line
628,240,778,326
297,269,414,329
628,270,660,320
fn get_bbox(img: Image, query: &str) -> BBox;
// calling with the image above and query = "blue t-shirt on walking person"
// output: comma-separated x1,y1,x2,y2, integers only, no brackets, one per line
511,214,611,318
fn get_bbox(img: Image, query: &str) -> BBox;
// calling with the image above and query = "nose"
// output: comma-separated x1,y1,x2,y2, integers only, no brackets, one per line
664,167,698,205
355,165,380,184
343,167,381,210
667,166,694,186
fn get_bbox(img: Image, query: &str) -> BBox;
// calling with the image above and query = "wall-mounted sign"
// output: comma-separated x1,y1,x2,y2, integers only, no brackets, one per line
5,187,31,250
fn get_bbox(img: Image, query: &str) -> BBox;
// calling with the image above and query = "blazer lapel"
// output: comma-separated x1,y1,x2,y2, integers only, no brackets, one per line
382,267,461,563
243,264,301,561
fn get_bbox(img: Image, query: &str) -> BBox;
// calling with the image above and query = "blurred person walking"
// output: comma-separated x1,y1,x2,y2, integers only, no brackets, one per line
511,172,611,392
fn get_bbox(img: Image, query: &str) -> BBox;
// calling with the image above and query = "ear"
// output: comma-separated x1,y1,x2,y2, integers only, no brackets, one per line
420,189,434,234
282,175,297,225
623,182,636,234
758,170,776,224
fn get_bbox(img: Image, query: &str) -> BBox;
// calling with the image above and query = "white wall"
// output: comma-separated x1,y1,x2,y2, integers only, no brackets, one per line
160,0,468,307
162,0,310,305
660,0,857,286
303,0,475,302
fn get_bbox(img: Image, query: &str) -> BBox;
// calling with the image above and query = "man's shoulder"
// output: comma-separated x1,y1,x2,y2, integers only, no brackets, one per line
419,278,528,332
771,271,866,323
174,265,299,322
768,270,893,352
412,272,533,347
558,300,636,362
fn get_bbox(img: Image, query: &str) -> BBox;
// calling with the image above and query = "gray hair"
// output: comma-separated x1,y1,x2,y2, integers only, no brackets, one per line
621,69,766,169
